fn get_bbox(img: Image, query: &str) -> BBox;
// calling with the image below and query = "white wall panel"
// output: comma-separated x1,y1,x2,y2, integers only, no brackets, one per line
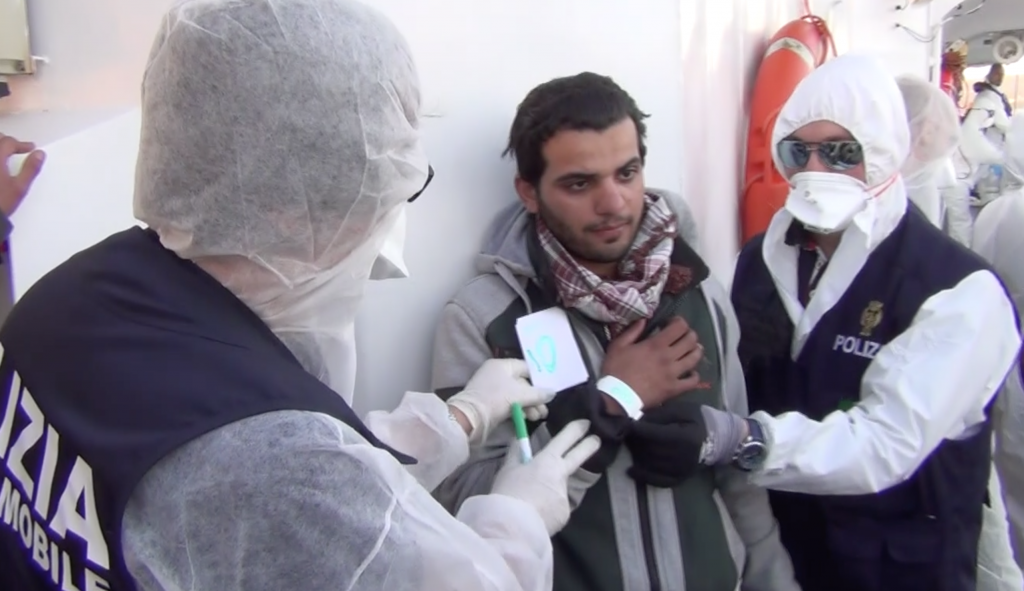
0,0,956,413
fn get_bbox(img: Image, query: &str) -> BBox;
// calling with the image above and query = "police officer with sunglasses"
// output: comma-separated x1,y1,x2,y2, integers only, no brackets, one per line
664,55,1020,591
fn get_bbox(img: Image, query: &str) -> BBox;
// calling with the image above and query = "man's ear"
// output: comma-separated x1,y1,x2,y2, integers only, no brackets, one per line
514,176,539,214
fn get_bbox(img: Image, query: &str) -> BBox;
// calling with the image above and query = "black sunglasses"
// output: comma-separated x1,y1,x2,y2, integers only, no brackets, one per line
408,165,434,203
777,139,864,171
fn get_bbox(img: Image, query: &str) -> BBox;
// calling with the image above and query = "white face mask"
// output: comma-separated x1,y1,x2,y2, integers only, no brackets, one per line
369,205,410,280
784,171,871,234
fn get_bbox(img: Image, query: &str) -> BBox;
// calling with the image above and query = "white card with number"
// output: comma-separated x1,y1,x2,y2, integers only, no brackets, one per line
514,307,589,392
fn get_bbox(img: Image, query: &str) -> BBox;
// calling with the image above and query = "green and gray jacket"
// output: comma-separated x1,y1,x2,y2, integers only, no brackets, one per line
431,190,798,591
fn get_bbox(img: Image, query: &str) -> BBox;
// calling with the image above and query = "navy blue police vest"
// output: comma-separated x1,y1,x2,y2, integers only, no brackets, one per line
732,206,1007,591
0,227,414,591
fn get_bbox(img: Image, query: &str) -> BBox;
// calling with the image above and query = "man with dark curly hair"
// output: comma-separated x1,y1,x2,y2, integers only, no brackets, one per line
431,72,798,591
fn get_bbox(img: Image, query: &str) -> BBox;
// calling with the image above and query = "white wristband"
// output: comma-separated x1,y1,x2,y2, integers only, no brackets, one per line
596,375,644,420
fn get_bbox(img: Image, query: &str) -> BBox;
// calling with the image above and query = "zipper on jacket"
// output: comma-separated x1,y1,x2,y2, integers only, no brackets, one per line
576,316,663,588
636,483,662,591
633,291,690,591
579,291,692,591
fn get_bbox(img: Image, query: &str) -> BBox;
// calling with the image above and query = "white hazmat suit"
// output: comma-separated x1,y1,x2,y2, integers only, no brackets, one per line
749,55,1021,499
895,80,1024,590
943,153,976,246
974,113,1024,572
892,90,1024,586
896,75,961,229
962,84,1013,206
120,1,600,590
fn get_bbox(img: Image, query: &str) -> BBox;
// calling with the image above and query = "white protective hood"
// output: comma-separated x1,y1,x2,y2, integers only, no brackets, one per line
896,75,962,227
133,0,430,403
763,53,911,356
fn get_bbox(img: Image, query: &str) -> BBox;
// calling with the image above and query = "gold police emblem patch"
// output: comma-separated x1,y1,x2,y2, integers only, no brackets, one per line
859,301,883,337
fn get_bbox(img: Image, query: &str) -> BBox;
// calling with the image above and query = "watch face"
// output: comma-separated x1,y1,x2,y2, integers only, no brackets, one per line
736,442,768,471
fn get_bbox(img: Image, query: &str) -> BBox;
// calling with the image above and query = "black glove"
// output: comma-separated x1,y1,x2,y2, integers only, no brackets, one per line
625,399,708,488
546,381,632,474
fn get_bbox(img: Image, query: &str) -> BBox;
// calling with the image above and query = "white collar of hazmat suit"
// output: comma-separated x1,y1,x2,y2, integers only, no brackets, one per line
763,53,911,357
133,0,426,406
124,2,554,591
895,75,961,228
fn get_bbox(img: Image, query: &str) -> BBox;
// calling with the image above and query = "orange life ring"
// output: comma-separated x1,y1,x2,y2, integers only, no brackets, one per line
740,11,835,244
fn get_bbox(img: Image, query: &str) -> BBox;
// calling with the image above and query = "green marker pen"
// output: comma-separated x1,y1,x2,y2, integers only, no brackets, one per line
511,402,533,463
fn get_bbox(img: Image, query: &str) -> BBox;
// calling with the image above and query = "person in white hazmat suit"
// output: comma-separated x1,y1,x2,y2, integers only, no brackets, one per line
907,78,973,246
0,1,602,591
655,54,1021,591
974,113,1024,573
895,75,962,229
960,64,1014,208
896,75,1024,591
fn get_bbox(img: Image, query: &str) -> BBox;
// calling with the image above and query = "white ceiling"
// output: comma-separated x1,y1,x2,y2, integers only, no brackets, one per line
942,0,1024,65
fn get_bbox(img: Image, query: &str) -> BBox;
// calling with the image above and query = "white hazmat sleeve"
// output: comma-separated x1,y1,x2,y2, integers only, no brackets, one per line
364,359,557,492
121,410,553,591
749,270,1020,495
363,391,470,491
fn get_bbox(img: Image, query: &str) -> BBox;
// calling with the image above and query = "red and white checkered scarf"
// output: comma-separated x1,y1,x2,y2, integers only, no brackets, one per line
536,195,693,335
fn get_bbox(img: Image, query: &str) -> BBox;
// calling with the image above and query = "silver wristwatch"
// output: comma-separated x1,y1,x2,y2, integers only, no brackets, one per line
733,418,768,472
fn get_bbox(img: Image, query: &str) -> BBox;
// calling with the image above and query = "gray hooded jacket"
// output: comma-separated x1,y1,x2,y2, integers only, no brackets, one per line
430,189,799,591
